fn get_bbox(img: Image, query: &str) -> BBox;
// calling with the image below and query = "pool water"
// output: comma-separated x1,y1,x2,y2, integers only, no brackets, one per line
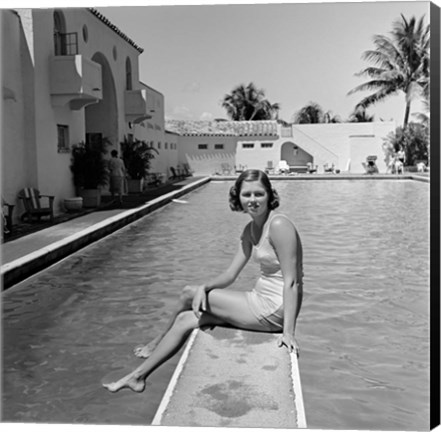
2,179,429,429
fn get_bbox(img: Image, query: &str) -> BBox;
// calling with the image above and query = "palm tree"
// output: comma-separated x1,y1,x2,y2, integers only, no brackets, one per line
292,102,325,124
348,107,375,123
222,83,280,121
348,14,429,128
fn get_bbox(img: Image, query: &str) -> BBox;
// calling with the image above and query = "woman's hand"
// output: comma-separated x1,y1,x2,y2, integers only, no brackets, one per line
191,285,207,318
278,333,300,357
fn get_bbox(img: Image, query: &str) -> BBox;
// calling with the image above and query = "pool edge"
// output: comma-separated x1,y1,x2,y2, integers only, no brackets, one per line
1,177,211,290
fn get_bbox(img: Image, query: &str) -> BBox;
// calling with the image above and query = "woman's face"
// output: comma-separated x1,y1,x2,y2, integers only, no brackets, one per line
239,180,269,217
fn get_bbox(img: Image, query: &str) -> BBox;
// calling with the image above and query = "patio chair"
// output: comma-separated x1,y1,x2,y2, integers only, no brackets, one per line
265,161,275,174
182,163,194,177
17,187,54,222
306,162,317,174
277,160,289,174
323,163,335,173
169,166,178,180
221,162,233,175
235,164,247,174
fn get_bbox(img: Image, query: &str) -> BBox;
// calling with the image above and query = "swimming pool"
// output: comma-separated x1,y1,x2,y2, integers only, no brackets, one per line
2,179,429,429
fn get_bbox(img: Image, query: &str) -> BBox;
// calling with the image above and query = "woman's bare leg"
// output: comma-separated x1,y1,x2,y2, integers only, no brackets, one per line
134,286,197,358
104,289,277,393
104,310,225,393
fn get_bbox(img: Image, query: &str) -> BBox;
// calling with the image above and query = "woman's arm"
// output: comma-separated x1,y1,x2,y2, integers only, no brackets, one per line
269,216,303,355
192,224,253,317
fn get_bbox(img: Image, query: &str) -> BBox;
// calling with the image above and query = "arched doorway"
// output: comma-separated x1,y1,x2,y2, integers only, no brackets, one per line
85,52,118,150
280,142,313,168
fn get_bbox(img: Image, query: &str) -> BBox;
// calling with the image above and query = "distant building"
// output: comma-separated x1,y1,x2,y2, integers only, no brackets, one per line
165,119,395,176
2,7,395,225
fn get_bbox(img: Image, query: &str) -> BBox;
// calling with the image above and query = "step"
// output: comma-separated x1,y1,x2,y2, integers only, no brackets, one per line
153,327,306,428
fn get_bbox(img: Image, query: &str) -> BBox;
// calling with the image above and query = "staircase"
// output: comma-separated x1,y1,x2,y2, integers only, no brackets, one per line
291,126,339,169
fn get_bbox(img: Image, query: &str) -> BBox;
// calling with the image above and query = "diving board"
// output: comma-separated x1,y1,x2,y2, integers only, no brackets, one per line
152,327,307,428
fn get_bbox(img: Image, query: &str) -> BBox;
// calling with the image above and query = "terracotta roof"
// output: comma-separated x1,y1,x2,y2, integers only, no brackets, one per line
165,120,279,137
88,8,144,54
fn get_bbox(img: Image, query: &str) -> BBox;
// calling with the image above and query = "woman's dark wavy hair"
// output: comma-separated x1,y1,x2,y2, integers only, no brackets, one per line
229,169,280,212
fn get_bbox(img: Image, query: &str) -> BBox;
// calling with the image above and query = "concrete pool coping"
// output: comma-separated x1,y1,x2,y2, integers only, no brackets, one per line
152,327,307,428
211,173,430,182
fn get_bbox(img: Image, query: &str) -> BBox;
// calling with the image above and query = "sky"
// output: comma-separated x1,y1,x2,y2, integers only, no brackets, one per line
81,0,433,126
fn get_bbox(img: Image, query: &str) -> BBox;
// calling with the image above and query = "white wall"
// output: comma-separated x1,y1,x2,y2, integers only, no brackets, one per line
2,8,146,221
178,135,237,175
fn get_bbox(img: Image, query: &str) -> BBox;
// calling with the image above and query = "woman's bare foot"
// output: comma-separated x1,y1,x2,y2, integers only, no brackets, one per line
102,372,146,393
133,336,160,358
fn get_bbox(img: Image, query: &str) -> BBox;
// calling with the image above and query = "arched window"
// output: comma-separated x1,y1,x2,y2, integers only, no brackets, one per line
53,10,66,55
125,57,132,90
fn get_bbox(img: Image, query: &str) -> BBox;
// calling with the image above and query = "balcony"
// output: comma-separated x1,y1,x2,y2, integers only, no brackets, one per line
50,55,102,110
124,89,152,124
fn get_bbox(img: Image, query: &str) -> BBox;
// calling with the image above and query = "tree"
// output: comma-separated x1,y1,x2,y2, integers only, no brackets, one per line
120,137,158,180
348,107,375,123
292,102,325,124
222,82,280,121
383,122,429,166
348,14,430,128
292,102,341,124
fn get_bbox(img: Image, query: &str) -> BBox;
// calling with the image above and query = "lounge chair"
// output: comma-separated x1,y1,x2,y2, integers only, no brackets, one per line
182,163,194,177
277,160,289,174
18,187,54,222
265,161,275,174
220,163,233,175
323,163,334,173
235,164,247,174
306,162,317,174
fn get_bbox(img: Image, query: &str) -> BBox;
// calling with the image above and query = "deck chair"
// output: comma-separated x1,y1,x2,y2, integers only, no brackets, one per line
18,187,54,222
277,160,289,174
265,161,275,174
323,163,334,173
306,162,317,174
220,162,232,175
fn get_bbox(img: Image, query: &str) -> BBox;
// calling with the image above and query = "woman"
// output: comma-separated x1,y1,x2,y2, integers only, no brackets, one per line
103,169,303,393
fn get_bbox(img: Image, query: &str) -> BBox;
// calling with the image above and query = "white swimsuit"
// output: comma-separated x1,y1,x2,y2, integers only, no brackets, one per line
245,213,292,331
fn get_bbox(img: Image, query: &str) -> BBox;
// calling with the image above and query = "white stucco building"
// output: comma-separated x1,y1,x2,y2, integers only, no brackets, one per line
165,119,395,176
2,7,396,225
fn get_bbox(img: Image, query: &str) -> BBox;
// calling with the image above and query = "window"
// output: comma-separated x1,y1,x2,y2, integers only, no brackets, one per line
215,144,224,150
198,144,208,150
158,142,161,149
53,10,78,56
125,57,132,90
82,25,88,43
243,143,254,149
57,125,69,153
165,143,168,150
261,143,273,148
